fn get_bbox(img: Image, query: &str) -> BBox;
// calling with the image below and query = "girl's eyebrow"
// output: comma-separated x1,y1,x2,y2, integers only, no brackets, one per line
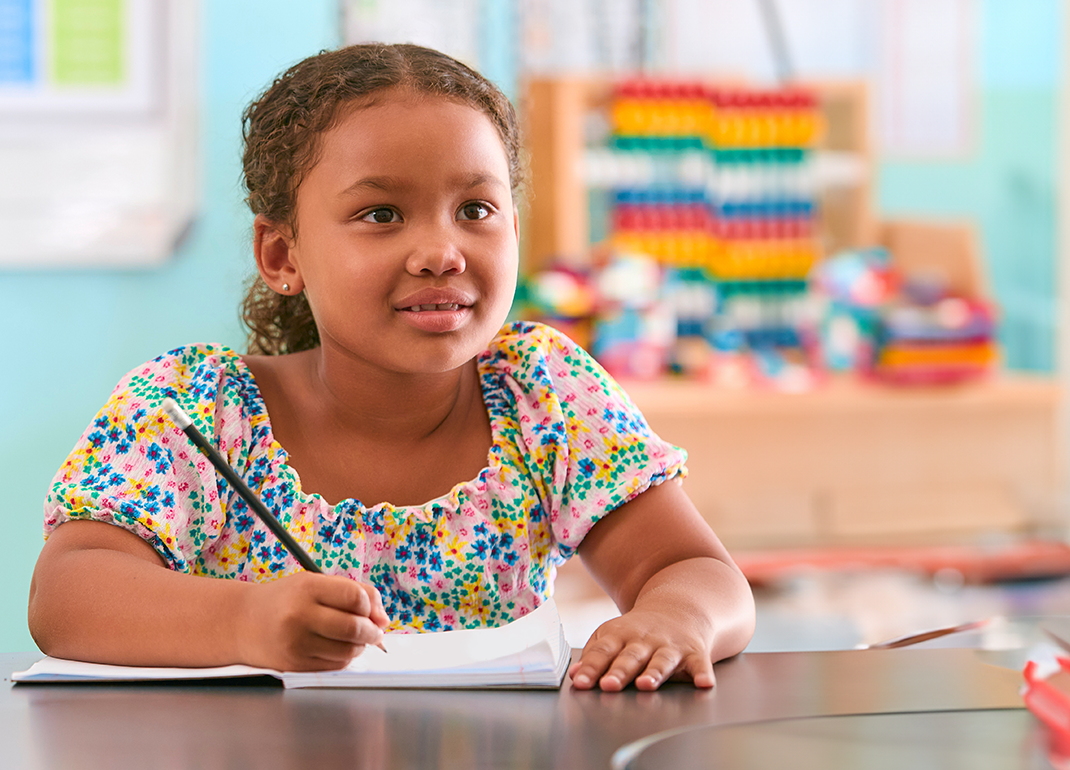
339,172,507,198
455,172,508,193
340,175,404,197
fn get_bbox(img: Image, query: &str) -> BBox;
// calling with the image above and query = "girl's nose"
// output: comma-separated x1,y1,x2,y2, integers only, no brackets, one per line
405,229,466,276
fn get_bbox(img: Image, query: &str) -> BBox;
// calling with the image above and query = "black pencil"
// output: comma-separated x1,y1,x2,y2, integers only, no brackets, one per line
161,397,321,572
161,397,388,653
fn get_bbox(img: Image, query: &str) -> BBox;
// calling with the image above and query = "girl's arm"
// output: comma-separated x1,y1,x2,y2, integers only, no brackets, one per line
28,520,388,671
570,479,756,691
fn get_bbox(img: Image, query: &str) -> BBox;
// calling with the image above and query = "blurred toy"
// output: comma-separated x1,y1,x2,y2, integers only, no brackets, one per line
869,289,997,385
809,248,896,372
593,251,662,308
810,246,998,385
590,252,673,380
527,266,595,317
520,265,596,349
662,269,717,377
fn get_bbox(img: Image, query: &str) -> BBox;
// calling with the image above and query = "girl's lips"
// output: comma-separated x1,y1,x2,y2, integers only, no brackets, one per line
402,303,464,312
397,304,472,333
395,287,476,311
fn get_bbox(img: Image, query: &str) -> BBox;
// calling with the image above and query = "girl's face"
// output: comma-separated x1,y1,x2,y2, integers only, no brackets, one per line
285,91,519,375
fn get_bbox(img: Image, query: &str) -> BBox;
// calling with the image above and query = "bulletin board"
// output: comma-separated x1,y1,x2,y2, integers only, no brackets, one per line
0,0,200,268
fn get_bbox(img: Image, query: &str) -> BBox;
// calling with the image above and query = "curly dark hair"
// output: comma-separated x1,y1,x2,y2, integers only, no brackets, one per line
240,42,525,355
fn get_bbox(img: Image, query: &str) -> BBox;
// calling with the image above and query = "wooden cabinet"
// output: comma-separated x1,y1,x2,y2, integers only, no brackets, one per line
620,376,1063,549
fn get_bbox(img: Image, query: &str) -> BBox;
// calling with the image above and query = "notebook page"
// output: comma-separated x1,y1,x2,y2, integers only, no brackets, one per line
322,599,561,675
13,657,269,682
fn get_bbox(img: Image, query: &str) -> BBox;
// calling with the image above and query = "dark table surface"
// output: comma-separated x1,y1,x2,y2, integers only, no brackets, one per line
625,710,1051,770
1,647,1027,770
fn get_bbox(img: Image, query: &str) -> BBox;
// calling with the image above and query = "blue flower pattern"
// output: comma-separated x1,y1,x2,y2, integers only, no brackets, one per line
44,323,686,632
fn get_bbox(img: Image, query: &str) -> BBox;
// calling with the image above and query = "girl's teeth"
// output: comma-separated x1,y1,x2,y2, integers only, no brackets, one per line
409,304,460,312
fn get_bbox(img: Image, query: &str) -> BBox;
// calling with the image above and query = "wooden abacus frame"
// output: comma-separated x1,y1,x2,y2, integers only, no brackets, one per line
518,77,874,274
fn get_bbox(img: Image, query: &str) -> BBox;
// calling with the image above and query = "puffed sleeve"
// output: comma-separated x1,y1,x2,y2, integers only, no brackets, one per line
43,344,254,572
488,322,688,559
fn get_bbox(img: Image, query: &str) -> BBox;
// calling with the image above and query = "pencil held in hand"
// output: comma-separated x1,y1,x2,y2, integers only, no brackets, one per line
161,398,388,654
161,397,321,572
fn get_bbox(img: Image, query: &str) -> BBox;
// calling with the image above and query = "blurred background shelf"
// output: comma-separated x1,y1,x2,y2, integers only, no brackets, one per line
520,74,1064,558
622,374,1063,550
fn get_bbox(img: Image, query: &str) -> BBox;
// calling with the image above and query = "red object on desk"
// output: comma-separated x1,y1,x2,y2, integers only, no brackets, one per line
1023,658,1070,764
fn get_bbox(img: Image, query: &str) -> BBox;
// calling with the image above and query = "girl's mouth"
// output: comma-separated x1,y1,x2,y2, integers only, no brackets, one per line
403,303,463,312
397,304,472,332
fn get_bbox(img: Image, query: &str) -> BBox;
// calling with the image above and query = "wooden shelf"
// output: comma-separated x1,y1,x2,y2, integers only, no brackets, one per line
619,375,1064,549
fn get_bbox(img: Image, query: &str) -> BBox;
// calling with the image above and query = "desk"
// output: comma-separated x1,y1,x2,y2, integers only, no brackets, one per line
627,710,1047,769
1,647,1028,769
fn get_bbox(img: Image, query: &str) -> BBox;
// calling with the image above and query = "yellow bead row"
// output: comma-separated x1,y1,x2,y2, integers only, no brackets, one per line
611,232,819,280
611,100,823,148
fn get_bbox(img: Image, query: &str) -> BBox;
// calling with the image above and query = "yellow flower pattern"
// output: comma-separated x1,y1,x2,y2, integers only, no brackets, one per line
43,323,686,631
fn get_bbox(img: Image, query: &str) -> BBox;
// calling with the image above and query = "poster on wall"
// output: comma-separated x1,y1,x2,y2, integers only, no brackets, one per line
0,0,199,267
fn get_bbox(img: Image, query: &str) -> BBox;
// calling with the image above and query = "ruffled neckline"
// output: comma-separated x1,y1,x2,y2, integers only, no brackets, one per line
210,345,515,519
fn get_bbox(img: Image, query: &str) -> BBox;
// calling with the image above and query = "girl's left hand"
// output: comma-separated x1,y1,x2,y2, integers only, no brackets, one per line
568,480,756,692
568,603,716,692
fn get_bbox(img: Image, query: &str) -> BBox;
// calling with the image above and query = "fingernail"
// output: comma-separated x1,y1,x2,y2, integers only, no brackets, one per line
572,673,591,687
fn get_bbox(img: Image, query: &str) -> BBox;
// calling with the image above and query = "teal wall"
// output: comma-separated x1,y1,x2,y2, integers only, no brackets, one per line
0,0,1062,652
0,1,341,651
877,0,1062,372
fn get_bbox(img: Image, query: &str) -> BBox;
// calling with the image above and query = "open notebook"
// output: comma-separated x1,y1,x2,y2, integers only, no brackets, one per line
14,599,569,689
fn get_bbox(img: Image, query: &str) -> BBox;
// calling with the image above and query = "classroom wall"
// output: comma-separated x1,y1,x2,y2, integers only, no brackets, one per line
0,0,341,652
0,0,1061,653
878,0,1062,373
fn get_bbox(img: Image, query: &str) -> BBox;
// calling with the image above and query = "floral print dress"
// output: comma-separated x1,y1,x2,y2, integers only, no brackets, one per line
45,321,687,632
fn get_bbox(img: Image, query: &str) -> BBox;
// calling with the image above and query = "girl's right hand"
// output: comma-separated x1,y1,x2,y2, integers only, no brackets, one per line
238,572,389,672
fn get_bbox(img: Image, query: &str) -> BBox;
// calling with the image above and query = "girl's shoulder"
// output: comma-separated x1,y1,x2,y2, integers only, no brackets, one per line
482,320,603,381
135,342,242,373
116,342,244,391
112,343,256,424
479,321,635,426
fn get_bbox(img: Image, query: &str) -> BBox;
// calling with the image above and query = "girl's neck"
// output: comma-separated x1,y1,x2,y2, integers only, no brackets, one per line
243,342,493,506
303,343,483,443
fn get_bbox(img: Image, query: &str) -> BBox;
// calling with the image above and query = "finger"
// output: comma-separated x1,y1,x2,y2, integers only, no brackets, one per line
680,650,716,689
597,643,655,692
305,639,362,669
299,620,384,670
313,576,372,616
570,636,626,690
361,582,390,628
313,606,384,647
634,647,684,691
350,615,386,648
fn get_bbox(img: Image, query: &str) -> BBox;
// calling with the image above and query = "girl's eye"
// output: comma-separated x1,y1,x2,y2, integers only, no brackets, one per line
458,202,490,221
361,208,400,224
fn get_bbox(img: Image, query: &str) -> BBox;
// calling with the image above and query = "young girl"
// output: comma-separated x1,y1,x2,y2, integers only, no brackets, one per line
28,43,754,691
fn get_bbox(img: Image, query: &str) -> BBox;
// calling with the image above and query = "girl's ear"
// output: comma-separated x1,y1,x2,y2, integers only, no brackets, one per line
253,214,303,295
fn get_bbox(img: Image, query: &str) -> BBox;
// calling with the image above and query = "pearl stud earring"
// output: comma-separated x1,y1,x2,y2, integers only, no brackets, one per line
282,283,290,293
